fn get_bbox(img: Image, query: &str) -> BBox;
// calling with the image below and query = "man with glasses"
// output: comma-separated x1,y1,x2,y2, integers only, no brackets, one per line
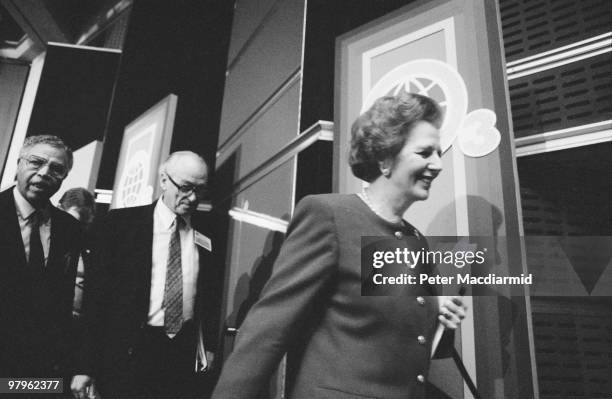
0,135,82,382
72,151,220,399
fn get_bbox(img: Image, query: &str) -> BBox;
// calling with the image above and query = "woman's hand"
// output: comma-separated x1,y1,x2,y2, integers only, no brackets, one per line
438,296,468,329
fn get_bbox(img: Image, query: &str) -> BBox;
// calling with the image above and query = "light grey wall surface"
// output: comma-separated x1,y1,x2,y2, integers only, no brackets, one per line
0,61,29,177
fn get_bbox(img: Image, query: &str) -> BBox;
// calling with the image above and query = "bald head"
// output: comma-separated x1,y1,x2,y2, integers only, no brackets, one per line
161,151,208,177
159,151,209,216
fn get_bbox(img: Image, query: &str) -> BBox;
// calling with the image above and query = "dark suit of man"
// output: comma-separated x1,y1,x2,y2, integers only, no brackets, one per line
77,202,221,398
0,188,82,377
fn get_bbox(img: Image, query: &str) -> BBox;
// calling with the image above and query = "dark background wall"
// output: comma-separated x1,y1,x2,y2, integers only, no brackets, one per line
26,44,120,150
96,0,233,189
502,1,612,398
299,0,415,131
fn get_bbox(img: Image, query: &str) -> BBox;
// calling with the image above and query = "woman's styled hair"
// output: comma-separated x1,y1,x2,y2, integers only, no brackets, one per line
349,93,443,182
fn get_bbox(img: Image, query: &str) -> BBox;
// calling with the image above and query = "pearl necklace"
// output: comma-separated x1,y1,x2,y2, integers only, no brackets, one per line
358,188,403,224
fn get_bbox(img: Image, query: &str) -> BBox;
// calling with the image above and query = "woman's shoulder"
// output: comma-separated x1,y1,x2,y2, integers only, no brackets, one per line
296,193,359,210
284,194,354,237
294,194,369,227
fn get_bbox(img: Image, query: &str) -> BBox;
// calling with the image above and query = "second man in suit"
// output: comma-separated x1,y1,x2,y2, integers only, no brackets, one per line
0,135,82,381
72,151,219,399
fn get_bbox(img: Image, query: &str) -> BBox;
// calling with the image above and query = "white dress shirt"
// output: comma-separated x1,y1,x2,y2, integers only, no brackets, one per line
148,198,200,328
13,186,51,265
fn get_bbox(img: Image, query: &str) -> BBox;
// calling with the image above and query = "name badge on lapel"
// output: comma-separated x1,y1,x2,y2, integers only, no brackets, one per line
194,231,212,252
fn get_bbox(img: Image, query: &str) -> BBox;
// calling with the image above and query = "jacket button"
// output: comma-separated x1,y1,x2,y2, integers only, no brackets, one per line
417,335,426,345
417,374,425,383
416,296,425,305
394,231,403,239
127,347,134,355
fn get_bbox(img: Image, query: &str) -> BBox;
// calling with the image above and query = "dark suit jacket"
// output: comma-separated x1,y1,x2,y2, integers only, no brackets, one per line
76,202,221,391
213,194,448,399
0,188,82,376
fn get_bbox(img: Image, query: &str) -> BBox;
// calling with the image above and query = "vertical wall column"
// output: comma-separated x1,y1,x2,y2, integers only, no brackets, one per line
214,3,306,398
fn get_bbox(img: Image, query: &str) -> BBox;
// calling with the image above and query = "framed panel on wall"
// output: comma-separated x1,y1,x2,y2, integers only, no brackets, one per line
110,94,177,209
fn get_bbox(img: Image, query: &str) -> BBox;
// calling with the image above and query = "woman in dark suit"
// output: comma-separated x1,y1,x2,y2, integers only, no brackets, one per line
212,93,468,399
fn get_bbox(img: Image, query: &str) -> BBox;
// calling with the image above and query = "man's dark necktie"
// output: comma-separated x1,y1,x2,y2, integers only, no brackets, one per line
163,216,183,336
28,210,45,273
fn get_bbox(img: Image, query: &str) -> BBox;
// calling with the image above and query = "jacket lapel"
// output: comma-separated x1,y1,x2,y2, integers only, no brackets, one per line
193,233,212,371
134,204,155,324
0,189,27,270
192,221,212,323
47,206,76,274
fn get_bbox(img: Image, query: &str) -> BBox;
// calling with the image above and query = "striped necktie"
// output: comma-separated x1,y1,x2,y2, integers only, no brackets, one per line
163,216,184,336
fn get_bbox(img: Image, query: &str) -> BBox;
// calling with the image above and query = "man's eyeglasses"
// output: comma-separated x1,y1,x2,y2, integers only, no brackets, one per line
20,155,68,179
166,173,207,197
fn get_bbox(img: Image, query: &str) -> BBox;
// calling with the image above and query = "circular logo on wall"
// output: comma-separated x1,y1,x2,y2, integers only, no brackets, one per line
362,59,500,157
117,150,153,208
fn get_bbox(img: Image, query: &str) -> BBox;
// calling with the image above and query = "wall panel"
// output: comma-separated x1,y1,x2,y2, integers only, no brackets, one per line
219,159,294,371
218,80,301,180
0,60,29,175
219,0,304,146
235,159,294,218
227,0,280,63
500,0,612,62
